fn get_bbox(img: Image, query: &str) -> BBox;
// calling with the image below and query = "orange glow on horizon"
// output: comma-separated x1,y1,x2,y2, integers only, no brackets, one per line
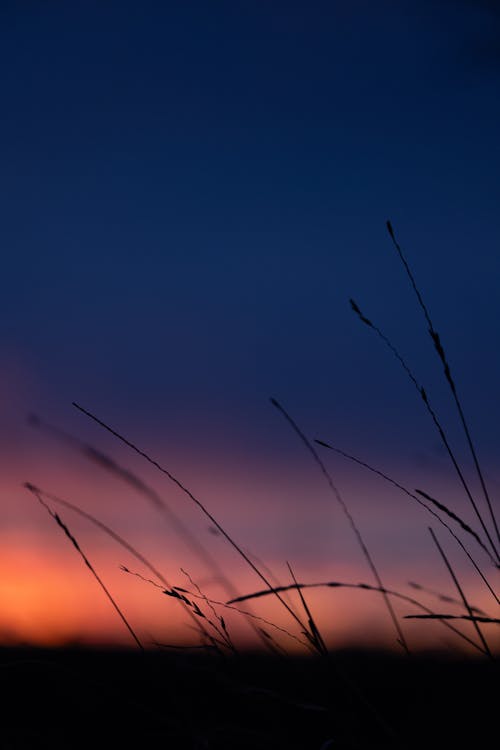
1,530,497,654
1,409,498,655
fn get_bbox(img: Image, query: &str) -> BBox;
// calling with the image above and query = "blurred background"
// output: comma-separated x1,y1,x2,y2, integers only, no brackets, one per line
0,0,499,652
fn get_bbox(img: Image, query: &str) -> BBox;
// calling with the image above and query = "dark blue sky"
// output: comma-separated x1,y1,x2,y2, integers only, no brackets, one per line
2,0,500,468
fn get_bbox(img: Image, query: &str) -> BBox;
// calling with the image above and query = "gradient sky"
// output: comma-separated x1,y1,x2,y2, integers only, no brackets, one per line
1,1,499,652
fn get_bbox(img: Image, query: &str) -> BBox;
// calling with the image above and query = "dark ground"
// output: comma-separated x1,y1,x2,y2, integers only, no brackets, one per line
1,646,496,749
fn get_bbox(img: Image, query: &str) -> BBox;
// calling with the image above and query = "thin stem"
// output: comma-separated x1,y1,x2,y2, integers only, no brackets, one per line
350,298,500,565
387,220,500,550
72,402,313,647
428,527,492,659
227,579,487,654
30,414,273,652
26,483,217,644
26,483,143,651
315,439,499,604
122,565,310,650
287,561,328,655
271,398,410,655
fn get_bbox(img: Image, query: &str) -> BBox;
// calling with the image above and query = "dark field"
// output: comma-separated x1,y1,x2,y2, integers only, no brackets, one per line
1,647,496,749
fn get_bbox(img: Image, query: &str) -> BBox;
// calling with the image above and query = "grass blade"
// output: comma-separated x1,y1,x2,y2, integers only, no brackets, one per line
349,297,500,565
30,414,275,652
404,614,500,624
121,565,309,650
25,482,143,651
286,561,328,655
315,439,499,604
428,527,492,659
26,483,219,645
72,401,313,646
407,581,488,615
227,579,488,655
387,220,500,551
416,488,494,561
271,398,410,654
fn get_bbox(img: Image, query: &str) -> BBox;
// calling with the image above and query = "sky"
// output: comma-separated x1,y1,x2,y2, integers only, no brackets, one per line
0,1,499,652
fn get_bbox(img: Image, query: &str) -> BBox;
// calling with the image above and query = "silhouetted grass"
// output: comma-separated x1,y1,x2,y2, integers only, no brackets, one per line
28,414,276,653
26,483,220,647
314,439,499,605
121,564,310,651
25,482,143,651
416,488,498,574
404,614,500,624
349,297,500,565
407,581,488,614
18,221,500,748
428,527,492,658
387,220,500,550
286,561,328,655
271,397,410,655
225,579,491,655
71,401,318,650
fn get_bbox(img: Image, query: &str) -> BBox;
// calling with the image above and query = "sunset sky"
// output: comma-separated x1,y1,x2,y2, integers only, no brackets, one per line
1,1,499,653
